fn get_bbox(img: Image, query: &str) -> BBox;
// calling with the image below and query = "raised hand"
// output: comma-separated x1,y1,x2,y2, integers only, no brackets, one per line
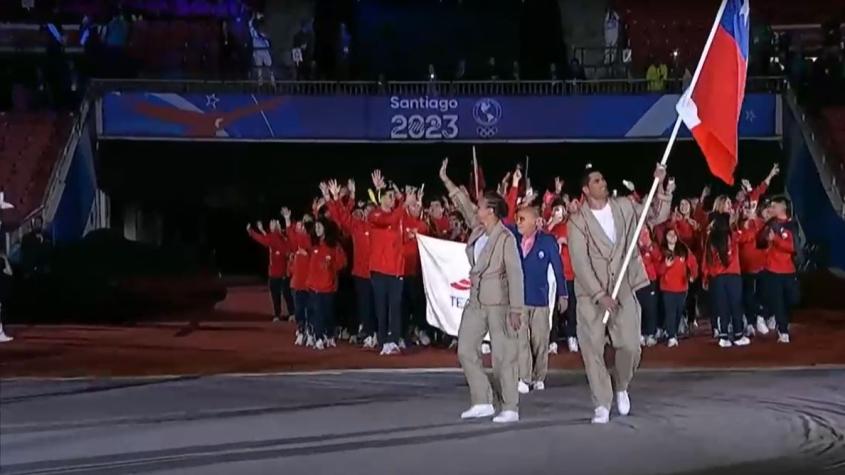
701,185,711,199
256,220,265,233
653,163,667,182
740,179,752,192
770,163,780,177
327,179,341,199
512,168,523,187
246,223,252,231
371,169,386,190
439,158,450,182
347,178,356,196
622,179,635,192
318,181,330,200
280,207,292,221
554,177,564,194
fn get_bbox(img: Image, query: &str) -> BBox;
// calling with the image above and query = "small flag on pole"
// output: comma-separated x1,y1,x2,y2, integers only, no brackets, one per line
676,0,750,186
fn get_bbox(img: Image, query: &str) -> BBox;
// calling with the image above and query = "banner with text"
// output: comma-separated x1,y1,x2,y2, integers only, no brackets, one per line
418,235,555,337
101,92,777,141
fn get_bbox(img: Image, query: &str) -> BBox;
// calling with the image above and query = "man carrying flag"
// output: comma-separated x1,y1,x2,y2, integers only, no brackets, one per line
676,0,750,185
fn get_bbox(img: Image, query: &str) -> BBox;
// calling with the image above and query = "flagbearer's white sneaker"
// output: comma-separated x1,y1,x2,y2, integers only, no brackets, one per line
667,337,679,348
778,333,791,344
734,336,751,347
616,391,631,416
0,332,13,343
639,335,645,347
518,381,530,394
592,406,610,424
767,317,777,331
756,316,770,336
718,338,733,348
645,336,657,347
548,342,558,355
567,337,579,353
492,410,519,423
533,381,545,391
461,404,495,419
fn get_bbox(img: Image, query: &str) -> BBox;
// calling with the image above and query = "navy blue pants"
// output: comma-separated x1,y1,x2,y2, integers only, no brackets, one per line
402,274,427,336
662,291,687,339
761,271,799,335
637,281,658,337
293,290,311,333
354,276,375,336
310,291,336,339
710,274,744,340
269,277,293,318
741,273,764,324
371,272,403,344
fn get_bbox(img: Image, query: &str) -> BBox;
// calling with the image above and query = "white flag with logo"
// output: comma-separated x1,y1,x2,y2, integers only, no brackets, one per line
418,235,555,337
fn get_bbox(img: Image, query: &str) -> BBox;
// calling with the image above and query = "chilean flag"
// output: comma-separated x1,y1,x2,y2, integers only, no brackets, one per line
685,0,750,185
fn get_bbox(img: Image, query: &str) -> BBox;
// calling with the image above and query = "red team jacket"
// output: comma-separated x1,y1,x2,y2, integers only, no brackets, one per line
403,213,429,276
287,225,313,291
701,231,741,283
657,251,699,292
737,218,767,274
758,218,797,274
248,229,290,278
367,203,406,277
548,221,574,281
305,241,347,293
430,215,451,239
328,200,372,279
639,242,662,282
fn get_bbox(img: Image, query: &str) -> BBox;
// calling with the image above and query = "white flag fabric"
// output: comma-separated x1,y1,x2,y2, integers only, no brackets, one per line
418,234,556,337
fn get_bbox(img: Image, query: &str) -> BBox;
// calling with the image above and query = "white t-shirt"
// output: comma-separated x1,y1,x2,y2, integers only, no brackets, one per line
590,203,616,243
474,233,490,264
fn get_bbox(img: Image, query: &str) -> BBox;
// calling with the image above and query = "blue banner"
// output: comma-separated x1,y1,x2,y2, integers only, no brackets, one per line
101,92,777,141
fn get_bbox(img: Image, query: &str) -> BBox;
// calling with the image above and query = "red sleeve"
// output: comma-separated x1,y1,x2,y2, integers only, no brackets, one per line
334,246,348,271
328,199,354,235
505,185,518,224
267,230,290,254
656,256,669,276
749,181,768,203
693,204,708,229
248,229,271,247
687,252,699,279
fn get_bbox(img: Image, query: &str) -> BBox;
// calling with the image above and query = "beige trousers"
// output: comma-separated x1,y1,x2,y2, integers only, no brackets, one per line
518,306,551,383
576,286,641,409
457,302,520,412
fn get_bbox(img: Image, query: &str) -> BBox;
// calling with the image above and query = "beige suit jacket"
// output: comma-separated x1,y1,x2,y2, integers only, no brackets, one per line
448,184,525,315
567,194,671,304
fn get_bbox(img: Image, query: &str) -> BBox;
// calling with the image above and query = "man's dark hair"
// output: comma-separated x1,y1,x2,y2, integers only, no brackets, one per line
581,167,602,188
482,191,508,219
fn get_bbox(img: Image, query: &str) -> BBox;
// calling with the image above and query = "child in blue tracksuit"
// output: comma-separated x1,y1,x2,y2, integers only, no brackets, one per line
507,205,569,392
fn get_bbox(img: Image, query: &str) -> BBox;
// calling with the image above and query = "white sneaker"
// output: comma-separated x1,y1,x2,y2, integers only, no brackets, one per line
592,406,610,424
734,336,751,347
294,332,304,346
655,328,666,339
448,338,458,350
745,325,756,337
639,335,646,347
567,337,579,353
767,317,776,331
315,339,325,351
718,338,733,348
713,328,720,339
288,315,296,322
548,342,558,355
667,337,679,348
778,333,791,344
645,336,657,347
272,317,280,323
756,316,770,336
380,343,401,355
349,335,359,345
616,391,631,416
460,404,495,419
0,332,13,343
481,342,491,355
362,335,375,349
326,337,337,348
418,330,431,347
518,381,530,394
492,410,519,423
533,381,545,391
340,329,351,340
306,334,316,348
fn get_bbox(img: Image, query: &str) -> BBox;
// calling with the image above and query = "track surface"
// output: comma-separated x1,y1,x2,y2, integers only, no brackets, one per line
2,369,844,475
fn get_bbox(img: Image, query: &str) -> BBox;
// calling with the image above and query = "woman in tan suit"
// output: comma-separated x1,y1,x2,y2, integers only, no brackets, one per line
439,159,525,424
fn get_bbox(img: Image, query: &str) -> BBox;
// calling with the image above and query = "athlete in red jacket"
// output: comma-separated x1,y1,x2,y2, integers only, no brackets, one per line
247,219,291,322
756,196,798,343
701,212,748,348
737,202,770,337
282,207,314,344
367,170,408,355
326,180,378,348
656,228,698,346
637,226,662,346
547,199,579,353
403,200,431,346
305,218,347,350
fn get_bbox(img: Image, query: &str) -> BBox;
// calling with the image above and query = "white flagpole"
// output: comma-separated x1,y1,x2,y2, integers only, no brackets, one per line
472,146,480,199
602,0,731,324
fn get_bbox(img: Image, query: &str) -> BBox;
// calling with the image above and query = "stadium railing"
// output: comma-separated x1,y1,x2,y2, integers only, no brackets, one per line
90,76,786,96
